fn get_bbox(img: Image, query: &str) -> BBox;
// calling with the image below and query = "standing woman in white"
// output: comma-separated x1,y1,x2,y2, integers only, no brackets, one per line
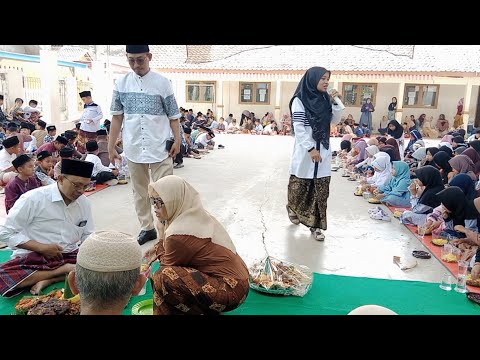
286,67,343,241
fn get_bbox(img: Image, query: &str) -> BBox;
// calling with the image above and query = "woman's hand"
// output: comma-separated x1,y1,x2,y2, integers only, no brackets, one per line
409,182,417,195
329,89,339,99
310,149,321,162
144,246,158,265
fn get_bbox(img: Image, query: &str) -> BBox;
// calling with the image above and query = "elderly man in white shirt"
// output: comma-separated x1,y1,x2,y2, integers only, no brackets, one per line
108,45,181,246
0,159,95,297
77,91,103,140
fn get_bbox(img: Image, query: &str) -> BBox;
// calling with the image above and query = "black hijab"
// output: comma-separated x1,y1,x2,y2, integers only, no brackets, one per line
387,120,403,139
433,151,453,172
289,67,333,149
426,147,439,158
340,140,351,152
379,146,395,162
449,173,477,200
469,140,480,153
436,186,478,226
415,165,444,208
432,151,453,184
437,145,453,158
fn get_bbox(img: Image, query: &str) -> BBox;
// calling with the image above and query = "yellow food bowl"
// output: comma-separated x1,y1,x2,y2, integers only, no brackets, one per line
432,238,448,246
441,253,458,263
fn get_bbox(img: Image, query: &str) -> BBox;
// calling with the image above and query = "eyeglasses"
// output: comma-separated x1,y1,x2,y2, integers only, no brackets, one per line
150,197,164,208
127,56,147,65
64,176,90,191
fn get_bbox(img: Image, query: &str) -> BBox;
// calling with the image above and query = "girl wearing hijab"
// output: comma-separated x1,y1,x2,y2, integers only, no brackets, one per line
436,186,478,237
437,145,453,157
146,175,249,315
365,152,392,189
417,114,426,130
425,147,439,166
348,139,368,166
422,116,438,138
400,165,445,226
375,161,412,207
286,67,343,241
387,120,405,160
359,98,375,130
453,98,464,129
433,151,453,184
425,174,477,236
384,138,401,161
411,147,427,169
469,140,480,153
387,97,397,121
437,114,450,136
462,146,480,175
448,154,477,182
355,145,378,172
367,138,379,146
405,127,423,154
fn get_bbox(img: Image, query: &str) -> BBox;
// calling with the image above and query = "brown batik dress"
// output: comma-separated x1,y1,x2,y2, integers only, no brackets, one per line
152,266,249,315
151,235,250,315
287,175,330,230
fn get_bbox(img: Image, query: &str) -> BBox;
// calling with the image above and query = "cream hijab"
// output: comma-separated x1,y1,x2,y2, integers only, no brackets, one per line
148,175,237,254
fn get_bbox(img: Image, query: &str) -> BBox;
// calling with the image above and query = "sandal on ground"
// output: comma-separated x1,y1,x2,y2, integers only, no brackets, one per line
286,205,300,225
311,228,325,241
368,206,382,215
370,211,391,221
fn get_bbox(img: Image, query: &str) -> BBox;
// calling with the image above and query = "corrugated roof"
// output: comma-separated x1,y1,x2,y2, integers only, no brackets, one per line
148,45,480,73
57,46,93,62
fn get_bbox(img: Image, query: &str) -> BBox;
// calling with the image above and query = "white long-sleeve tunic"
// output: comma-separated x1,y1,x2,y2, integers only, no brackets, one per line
289,97,343,179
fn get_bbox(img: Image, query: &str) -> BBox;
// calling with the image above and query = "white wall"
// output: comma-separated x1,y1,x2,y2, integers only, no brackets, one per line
338,83,477,130
172,77,480,129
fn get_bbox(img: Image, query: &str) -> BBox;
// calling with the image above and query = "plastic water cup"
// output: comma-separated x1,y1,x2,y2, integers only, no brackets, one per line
439,272,452,291
455,260,468,293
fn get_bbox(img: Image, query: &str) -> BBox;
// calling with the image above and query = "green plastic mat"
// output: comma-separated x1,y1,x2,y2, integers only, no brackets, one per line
1,249,478,315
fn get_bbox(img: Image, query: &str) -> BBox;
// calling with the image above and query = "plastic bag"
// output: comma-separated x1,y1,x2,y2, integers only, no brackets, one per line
248,256,313,297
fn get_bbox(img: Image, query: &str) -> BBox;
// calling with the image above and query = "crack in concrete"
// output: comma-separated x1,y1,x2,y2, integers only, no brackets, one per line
259,169,280,256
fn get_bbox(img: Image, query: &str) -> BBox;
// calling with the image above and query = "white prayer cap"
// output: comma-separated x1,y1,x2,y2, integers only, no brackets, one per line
348,305,398,315
77,231,142,272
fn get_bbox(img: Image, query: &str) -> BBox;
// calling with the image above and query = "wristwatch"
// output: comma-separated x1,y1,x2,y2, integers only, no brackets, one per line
308,147,315,152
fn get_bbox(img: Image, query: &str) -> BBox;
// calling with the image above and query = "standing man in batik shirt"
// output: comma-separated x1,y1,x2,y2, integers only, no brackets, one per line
108,45,181,246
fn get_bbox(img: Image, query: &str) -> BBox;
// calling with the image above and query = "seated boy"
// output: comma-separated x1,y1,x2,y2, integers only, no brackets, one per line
84,140,119,185
35,150,56,186
0,136,22,187
5,154,41,213
54,147,75,180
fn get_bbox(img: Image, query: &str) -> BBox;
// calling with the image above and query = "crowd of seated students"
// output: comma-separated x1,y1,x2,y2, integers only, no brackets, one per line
336,126,480,282
0,118,126,212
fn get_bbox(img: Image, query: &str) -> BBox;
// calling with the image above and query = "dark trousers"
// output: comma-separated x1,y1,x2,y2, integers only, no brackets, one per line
93,171,116,184
175,144,186,165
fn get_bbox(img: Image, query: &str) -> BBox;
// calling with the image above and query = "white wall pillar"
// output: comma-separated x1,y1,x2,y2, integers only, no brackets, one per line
91,61,109,119
216,80,223,118
274,80,282,123
463,80,473,131
66,76,79,124
395,82,405,122
40,50,60,129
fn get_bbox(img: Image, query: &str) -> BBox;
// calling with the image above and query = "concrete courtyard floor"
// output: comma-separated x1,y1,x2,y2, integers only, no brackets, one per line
85,134,447,284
